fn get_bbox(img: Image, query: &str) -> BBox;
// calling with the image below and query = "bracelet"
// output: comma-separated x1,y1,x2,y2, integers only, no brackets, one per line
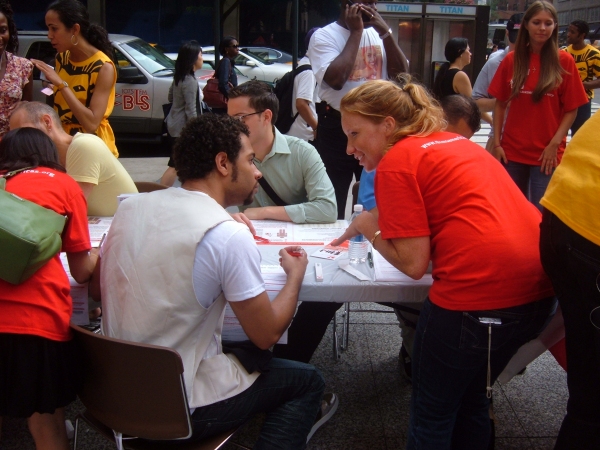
370,230,381,246
379,28,392,40
494,144,502,148
56,81,68,91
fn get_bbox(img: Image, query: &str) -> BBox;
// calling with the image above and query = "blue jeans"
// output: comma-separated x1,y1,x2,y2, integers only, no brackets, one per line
187,358,324,449
505,161,553,212
407,296,556,450
570,100,592,137
540,210,600,450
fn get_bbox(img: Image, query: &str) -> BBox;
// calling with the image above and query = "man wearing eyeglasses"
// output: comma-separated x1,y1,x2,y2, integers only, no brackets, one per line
227,81,340,379
227,80,337,224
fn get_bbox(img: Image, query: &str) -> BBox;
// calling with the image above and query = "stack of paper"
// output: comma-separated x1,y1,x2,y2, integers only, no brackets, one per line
372,250,414,282
88,217,113,247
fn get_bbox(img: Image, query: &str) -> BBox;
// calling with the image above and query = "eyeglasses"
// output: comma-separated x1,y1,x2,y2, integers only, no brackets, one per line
229,44,240,48
234,110,265,122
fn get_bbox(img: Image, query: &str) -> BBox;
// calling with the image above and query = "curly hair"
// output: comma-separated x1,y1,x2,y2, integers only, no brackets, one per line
0,128,65,173
218,36,238,56
340,75,447,147
228,80,279,124
47,0,115,63
570,19,589,39
173,114,249,183
0,1,19,53
440,95,481,136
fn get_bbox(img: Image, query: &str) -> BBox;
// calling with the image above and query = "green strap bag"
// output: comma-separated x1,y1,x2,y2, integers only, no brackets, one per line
0,167,67,285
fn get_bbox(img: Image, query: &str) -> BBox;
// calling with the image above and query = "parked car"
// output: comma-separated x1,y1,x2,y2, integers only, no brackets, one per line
241,47,293,64
201,46,291,85
20,31,176,143
164,55,251,89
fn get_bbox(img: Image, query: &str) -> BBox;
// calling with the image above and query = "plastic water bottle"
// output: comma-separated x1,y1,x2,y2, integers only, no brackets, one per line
348,204,368,264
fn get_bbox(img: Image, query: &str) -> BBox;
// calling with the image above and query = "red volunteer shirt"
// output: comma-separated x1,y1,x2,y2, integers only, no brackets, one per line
0,168,90,341
488,51,587,165
375,133,554,311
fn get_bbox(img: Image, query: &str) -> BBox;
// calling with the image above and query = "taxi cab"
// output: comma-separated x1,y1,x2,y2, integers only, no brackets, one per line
20,31,175,144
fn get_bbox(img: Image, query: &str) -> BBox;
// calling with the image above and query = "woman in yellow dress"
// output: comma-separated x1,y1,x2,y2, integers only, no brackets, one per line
31,0,118,157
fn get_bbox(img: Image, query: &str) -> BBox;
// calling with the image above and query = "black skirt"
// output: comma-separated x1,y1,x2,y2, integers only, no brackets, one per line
0,333,82,417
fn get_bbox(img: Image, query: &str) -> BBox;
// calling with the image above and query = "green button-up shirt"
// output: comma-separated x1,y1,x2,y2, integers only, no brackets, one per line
240,129,337,223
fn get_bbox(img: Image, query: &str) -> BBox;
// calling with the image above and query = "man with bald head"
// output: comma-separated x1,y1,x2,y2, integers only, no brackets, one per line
10,102,137,216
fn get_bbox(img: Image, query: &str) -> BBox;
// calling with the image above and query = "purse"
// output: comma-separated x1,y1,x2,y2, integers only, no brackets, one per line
202,78,228,109
0,168,67,284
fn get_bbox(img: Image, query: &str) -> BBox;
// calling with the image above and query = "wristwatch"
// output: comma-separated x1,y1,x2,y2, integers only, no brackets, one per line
56,81,69,91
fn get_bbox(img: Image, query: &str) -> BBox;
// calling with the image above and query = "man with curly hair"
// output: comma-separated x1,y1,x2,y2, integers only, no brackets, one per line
94,114,327,448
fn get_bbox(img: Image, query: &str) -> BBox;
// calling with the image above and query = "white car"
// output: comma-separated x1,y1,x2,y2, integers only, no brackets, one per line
164,56,251,89
201,46,291,85
20,31,176,143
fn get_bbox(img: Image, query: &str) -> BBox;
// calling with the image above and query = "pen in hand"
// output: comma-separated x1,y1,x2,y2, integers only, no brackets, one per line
98,232,107,249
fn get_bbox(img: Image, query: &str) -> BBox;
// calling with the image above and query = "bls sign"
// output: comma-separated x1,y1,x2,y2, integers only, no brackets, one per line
116,89,151,111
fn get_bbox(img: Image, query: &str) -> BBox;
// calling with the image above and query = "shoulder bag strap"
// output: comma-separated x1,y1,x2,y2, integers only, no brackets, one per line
1,167,34,189
258,177,289,206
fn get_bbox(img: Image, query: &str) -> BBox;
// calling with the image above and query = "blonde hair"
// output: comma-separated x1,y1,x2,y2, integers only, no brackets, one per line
511,1,565,103
340,75,447,145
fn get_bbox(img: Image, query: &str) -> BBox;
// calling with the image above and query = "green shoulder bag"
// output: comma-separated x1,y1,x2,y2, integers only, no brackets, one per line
0,168,67,284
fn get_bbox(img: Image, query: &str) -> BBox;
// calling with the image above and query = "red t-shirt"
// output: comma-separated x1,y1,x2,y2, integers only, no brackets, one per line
375,132,555,311
488,51,587,165
0,168,90,341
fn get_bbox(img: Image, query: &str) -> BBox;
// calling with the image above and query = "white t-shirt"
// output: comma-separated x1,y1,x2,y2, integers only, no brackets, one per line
288,56,318,142
308,22,387,110
192,211,265,309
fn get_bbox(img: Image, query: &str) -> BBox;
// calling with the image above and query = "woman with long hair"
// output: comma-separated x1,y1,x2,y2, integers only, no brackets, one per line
0,128,97,449
331,76,556,448
432,37,472,100
489,1,587,211
31,0,119,157
0,1,33,137
160,40,204,186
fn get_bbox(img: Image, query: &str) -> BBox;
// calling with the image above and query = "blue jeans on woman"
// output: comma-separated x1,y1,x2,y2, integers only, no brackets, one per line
407,296,556,450
187,358,324,449
540,210,600,450
504,161,553,212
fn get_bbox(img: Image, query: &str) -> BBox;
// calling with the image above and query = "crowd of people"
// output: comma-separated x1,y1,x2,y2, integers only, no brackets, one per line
1,0,599,449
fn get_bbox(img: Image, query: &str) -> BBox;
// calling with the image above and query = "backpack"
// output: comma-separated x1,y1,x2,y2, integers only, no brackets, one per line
273,64,312,134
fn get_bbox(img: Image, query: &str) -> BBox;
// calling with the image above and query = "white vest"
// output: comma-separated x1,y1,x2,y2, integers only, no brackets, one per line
101,188,259,408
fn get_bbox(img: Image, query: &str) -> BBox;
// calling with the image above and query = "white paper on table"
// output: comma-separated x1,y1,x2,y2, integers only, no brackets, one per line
117,193,139,204
221,264,288,344
338,259,371,281
88,216,113,247
61,253,90,326
311,241,348,260
372,250,432,282
251,220,347,245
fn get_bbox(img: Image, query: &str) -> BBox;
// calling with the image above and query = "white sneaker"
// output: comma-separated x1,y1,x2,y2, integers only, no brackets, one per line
306,392,339,443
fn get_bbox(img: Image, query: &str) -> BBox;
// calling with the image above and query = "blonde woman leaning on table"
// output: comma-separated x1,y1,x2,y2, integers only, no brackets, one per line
331,76,556,450
0,128,97,450
32,0,119,157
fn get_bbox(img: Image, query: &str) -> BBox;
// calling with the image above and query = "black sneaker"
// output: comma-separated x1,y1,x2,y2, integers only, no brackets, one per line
399,344,412,382
306,393,339,443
